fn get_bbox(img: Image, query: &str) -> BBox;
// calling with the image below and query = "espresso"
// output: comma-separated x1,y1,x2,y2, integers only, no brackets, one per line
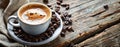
21,8,47,24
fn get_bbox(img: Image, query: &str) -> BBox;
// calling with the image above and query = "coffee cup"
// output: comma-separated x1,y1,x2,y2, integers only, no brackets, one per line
8,2,52,35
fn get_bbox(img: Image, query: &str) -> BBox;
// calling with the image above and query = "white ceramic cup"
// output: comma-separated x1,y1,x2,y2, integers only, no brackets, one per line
8,2,52,35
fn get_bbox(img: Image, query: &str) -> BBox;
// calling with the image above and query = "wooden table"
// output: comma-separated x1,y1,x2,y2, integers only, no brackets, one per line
28,0,120,47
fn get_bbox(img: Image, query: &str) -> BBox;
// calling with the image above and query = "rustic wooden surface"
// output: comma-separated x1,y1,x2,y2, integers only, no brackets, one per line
28,0,120,47
27,0,120,47
74,23,120,47
1,0,119,47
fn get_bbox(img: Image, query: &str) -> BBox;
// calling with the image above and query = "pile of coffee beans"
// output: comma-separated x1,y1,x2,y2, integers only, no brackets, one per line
45,0,74,37
12,15,60,42
47,0,74,37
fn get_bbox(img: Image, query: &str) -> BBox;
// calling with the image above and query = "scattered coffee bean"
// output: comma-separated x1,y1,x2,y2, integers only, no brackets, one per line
64,21,69,25
68,14,72,17
43,0,49,4
66,6,69,10
13,19,18,24
44,33,50,38
57,1,61,5
57,11,61,15
63,12,69,17
61,4,69,7
47,4,51,7
60,32,65,37
61,15,66,21
52,12,55,15
55,6,60,12
53,24,58,28
67,26,72,31
68,19,72,25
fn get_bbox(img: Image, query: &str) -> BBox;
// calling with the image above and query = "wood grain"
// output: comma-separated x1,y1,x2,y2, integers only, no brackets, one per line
28,0,120,47
74,23,120,47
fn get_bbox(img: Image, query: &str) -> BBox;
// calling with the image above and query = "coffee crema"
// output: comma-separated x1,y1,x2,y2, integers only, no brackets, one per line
21,8,47,24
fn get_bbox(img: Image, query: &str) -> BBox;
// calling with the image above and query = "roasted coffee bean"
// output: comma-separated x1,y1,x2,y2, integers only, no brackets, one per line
57,11,61,15
47,4,51,7
64,21,69,25
61,4,69,7
13,20,18,24
53,24,57,28
43,0,48,4
62,26,67,32
50,30,54,34
56,21,60,25
61,15,66,21
63,12,68,17
45,33,50,37
57,1,61,5
50,7,53,9
12,29,17,31
55,6,60,12
60,32,65,37
68,19,72,25
67,26,74,32
66,6,69,10
14,31,18,34
67,14,72,17
18,29,22,32
52,12,55,15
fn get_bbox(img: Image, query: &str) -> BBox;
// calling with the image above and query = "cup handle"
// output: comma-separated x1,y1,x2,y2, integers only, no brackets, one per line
8,15,20,27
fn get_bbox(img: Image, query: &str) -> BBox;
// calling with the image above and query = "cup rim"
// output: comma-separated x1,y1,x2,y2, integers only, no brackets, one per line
17,2,52,25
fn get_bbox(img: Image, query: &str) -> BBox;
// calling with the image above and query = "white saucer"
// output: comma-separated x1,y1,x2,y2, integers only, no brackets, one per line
7,11,63,46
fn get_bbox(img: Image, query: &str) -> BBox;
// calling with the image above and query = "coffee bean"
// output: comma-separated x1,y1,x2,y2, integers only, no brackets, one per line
18,29,22,32
50,7,53,9
56,21,60,25
50,30,54,34
61,4,69,7
63,12,68,17
66,6,69,10
67,26,74,32
57,1,61,5
12,29,17,31
53,24,58,28
68,14,72,17
64,21,69,25
45,33,50,37
13,20,18,24
52,12,55,15
62,26,67,32
57,11,61,15
43,0,48,4
61,15,66,21
14,31,18,35
61,32,65,37
55,6,60,12
68,19,72,25
47,4,51,7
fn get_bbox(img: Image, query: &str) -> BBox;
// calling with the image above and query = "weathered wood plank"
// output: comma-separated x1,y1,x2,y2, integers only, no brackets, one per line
4,0,117,47
74,23,120,47
26,0,120,47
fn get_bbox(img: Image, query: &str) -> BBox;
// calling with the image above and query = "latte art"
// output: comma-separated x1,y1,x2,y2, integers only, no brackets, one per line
21,8,47,24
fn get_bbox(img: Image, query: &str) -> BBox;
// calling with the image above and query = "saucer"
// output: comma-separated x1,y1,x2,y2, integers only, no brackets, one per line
7,11,63,45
